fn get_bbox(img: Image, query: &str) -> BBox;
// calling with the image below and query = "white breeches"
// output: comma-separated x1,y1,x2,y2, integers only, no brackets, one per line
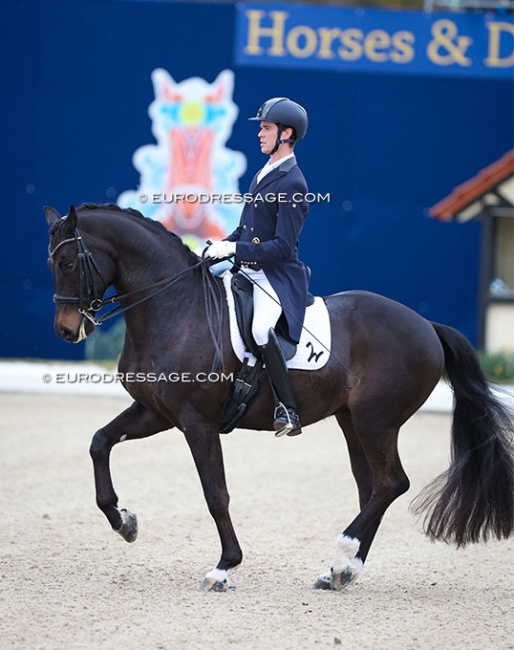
242,268,282,347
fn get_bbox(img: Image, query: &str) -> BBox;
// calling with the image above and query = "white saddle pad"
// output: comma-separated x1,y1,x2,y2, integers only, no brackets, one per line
221,271,331,370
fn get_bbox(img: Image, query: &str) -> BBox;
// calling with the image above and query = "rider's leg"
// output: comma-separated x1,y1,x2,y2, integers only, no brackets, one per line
250,270,282,348
247,270,302,437
259,329,302,437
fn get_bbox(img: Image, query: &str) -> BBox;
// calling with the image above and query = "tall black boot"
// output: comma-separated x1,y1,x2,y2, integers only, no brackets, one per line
259,328,302,437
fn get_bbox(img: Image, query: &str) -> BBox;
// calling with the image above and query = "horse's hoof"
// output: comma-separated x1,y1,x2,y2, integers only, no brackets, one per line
115,508,138,543
330,567,358,590
312,571,334,590
312,568,357,591
197,577,231,592
197,568,233,592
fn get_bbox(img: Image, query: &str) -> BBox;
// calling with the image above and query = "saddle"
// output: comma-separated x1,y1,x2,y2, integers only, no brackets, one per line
231,273,308,360
219,272,313,434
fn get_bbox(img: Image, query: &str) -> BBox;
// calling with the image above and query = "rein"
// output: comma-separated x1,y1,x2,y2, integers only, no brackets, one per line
48,227,215,327
80,258,214,326
48,224,349,378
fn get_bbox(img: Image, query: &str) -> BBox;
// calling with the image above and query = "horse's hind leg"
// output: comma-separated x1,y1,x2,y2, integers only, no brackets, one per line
89,400,171,541
314,412,410,591
336,411,373,510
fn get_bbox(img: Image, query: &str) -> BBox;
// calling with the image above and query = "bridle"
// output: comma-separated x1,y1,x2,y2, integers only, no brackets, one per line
48,229,106,318
48,226,214,327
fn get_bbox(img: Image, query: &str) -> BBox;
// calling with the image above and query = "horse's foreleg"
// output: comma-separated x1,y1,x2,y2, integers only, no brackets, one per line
314,419,410,591
184,426,242,592
89,400,170,540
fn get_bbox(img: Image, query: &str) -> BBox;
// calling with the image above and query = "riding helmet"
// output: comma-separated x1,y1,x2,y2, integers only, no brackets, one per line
249,98,308,141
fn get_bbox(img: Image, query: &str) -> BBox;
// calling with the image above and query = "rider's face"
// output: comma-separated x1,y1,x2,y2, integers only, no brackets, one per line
258,121,279,155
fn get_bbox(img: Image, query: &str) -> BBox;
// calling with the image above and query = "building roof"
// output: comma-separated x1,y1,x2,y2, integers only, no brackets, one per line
429,149,514,221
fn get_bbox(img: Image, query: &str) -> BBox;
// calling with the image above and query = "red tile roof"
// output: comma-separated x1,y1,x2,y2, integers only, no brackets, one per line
429,149,514,221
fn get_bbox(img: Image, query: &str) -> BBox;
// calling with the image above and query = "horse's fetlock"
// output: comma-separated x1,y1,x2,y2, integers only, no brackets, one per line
227,549,243,569
96,495,117,512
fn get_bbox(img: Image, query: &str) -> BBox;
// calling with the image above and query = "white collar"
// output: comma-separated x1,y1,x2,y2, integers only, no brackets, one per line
257,153,295,184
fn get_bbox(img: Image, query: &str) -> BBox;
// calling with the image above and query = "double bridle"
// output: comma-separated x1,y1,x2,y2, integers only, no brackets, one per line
48,229,106,319
48,226,214,327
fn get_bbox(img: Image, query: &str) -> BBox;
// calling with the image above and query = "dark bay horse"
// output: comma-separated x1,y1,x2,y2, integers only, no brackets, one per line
45,203,514,591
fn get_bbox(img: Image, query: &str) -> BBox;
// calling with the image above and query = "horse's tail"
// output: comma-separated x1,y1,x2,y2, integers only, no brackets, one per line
411,322,514,546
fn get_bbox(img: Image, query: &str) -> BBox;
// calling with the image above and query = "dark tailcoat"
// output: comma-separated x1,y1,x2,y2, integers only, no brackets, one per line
225,156,310,343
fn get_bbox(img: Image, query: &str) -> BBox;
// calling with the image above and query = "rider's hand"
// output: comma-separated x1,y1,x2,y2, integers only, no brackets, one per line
204,240,236,261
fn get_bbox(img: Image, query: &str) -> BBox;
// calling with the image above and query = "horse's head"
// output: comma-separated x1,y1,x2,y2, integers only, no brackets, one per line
45,205,114,343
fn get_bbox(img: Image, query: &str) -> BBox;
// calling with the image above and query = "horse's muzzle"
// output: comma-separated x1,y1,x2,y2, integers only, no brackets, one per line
55,314,94,343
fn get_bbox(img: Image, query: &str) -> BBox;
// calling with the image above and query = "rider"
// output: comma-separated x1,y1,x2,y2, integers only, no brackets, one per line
205,97,310,437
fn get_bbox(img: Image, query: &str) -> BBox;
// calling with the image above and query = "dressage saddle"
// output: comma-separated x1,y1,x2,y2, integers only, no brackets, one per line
219,272,313,434
231,272,314,359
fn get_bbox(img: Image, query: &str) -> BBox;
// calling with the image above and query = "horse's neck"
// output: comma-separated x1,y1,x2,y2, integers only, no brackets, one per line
100,216,189,278
88,214,204,332
116,243,194,296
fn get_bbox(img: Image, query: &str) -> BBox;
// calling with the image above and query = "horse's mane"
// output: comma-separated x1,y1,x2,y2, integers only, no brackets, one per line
76,203,200,264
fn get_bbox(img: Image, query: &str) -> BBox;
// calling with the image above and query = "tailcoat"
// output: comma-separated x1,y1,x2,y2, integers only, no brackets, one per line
225,156,310,343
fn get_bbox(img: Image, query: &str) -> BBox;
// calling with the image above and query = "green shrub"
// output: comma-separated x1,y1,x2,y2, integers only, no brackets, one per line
84,318,126,363
479,349,514,384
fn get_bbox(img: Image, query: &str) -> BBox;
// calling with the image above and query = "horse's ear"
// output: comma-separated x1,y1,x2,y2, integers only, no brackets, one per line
62,205,78,234
44,206,61,226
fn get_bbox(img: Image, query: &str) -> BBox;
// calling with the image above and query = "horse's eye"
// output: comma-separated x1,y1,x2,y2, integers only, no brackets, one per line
59,260,75,272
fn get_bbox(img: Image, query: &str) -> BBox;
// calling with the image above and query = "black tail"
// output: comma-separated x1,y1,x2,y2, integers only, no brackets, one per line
412,322,514,546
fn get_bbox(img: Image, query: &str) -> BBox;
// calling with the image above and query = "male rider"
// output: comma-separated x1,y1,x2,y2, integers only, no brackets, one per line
205,98,310,437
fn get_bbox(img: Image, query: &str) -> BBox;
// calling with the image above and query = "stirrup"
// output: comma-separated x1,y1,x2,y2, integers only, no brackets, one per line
273,403,302,438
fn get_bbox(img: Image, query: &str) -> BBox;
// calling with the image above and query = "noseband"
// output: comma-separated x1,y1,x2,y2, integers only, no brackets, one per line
48,228,106,317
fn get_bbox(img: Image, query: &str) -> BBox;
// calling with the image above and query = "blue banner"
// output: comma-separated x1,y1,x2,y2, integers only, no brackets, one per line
234,3,514,79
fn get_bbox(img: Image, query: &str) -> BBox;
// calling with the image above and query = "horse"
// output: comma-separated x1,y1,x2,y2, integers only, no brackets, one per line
45,203,514,592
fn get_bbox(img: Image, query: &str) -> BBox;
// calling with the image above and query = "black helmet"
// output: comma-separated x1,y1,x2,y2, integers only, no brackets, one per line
249,97,308,141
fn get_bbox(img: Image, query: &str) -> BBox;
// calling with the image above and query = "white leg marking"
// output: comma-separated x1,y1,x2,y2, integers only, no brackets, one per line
119,508,131,527
205,567,229,584
333,534,363,575
314,535,363,590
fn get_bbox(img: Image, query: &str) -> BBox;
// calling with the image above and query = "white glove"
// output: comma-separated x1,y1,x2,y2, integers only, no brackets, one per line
204,240,236,260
